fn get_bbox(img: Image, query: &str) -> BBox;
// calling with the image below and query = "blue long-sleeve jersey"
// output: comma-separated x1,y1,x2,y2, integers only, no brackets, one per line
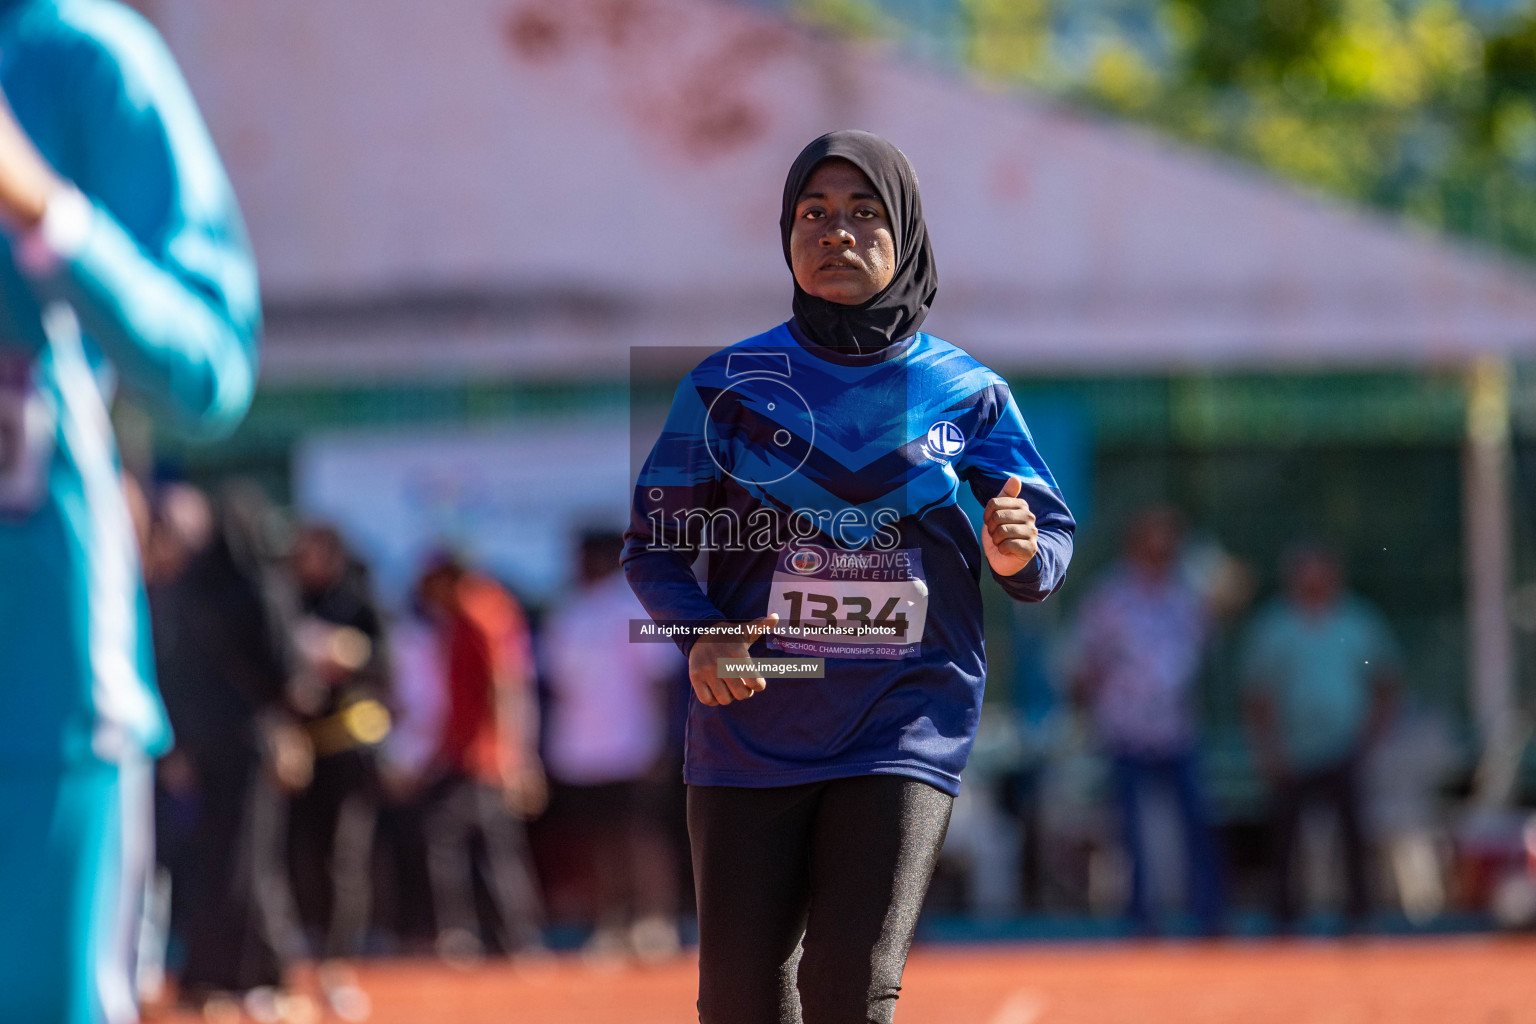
0,0,260,767
623,323,1073,796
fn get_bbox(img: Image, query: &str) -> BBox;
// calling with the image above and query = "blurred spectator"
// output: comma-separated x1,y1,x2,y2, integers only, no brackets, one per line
287,524,393,1020
383,594,447,789
371,593,450,951
540,531,685,961
416,555,546,961
149,483,309,1015
140,482,215,1001
1241,543,1401,931
1070,508,1226,935
144,483,215,588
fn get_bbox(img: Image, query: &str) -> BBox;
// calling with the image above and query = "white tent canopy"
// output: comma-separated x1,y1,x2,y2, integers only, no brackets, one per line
155,0,1536,381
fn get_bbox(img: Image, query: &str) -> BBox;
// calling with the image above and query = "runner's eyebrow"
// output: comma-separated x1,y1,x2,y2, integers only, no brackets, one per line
798,191,882,202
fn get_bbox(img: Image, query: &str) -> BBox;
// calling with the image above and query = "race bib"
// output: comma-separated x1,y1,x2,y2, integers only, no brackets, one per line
765,544,928,660
0,354,55,517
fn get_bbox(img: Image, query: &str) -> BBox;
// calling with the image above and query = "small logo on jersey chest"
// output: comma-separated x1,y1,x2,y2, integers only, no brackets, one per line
787,546,826,575
923,421,966,463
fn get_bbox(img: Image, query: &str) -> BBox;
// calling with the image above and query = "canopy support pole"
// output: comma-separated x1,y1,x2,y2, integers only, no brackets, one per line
1463,357,1519,804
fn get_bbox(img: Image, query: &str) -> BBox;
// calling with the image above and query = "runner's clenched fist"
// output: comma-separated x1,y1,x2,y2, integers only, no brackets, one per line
982,475,1038,577
687,613,780,706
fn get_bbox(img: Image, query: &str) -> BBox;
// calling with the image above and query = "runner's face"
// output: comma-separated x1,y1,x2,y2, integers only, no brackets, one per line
789,159,896,306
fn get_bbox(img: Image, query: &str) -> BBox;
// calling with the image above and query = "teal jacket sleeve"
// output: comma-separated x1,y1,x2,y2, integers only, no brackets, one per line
23,11,258,437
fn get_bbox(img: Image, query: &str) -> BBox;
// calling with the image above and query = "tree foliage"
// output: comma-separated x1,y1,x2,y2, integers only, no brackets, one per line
791,0,1536,261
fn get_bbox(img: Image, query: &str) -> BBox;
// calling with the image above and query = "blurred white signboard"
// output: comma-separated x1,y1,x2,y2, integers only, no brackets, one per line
294,417,632,606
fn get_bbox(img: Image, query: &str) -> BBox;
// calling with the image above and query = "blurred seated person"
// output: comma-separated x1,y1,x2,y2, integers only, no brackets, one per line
1241,543,1400,932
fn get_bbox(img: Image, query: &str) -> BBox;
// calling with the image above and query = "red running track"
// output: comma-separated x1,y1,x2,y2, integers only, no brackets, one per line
160,937,1536,1023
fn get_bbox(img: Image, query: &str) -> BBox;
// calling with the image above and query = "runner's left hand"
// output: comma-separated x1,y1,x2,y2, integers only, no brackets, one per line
0,91,63,231
982,475,1038,577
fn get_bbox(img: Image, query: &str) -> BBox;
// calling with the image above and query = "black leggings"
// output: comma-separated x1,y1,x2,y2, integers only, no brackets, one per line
688,775,953,1024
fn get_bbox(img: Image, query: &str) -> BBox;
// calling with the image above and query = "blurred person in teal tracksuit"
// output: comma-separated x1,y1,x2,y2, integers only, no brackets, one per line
1242,544,1401,932
0,1,259,1021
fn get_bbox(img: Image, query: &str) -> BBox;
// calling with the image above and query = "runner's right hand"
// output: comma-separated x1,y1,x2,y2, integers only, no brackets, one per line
687,614,779,706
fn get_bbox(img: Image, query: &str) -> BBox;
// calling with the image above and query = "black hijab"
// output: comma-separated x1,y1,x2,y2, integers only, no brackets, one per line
780,130,938,355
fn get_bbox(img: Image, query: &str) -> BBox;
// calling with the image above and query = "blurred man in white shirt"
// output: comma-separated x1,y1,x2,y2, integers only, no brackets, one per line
541,531,685,961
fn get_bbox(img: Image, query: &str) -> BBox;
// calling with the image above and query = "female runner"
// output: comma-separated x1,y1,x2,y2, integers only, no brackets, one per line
623,130,1075,1023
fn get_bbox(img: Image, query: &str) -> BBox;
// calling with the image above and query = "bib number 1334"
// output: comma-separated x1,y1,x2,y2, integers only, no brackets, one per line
766,544,929,661
778,590,909,634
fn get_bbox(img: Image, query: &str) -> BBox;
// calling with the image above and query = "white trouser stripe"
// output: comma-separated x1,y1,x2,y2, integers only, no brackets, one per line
96,756,152,1024
45,305,157,755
